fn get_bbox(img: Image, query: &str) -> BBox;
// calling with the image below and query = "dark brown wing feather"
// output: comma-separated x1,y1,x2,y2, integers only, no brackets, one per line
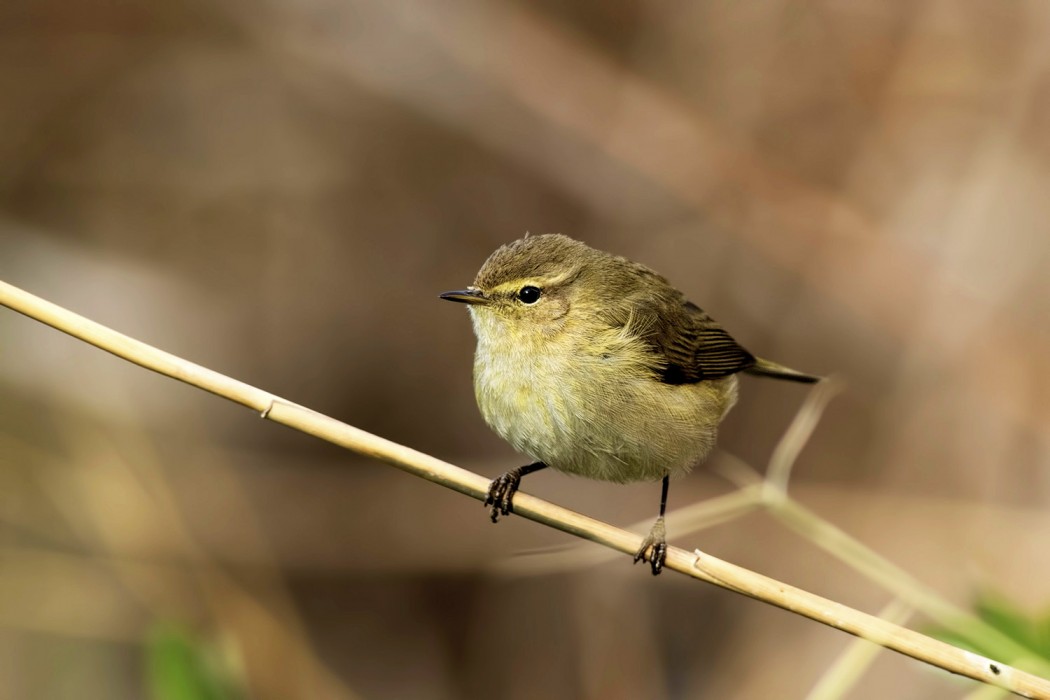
590,261,757,384
628,297,756,385
655,301,756,384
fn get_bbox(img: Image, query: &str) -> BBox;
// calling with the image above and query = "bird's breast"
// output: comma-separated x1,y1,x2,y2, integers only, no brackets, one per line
471,323,738,484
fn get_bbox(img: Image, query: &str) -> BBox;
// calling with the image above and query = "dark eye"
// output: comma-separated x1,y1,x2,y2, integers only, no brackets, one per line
517,286,542,304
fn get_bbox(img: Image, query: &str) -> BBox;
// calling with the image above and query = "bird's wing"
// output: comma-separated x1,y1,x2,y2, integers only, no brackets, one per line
630,298,757,385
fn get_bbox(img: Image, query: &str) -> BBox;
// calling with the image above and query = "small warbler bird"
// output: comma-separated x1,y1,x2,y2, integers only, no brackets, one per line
441,234,820,575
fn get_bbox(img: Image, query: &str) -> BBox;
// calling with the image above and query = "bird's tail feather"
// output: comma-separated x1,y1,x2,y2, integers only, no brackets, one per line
745,357,822,384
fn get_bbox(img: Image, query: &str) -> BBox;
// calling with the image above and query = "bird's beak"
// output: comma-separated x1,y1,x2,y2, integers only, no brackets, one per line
439,288,490,305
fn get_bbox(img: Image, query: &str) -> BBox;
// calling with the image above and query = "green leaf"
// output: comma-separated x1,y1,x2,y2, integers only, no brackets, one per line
974,591,1043,657
925,589,1050,664
1035,609,1050,658
146,623,241,700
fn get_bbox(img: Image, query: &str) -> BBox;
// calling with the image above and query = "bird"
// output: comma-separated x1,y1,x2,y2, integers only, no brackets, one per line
440,233,820,574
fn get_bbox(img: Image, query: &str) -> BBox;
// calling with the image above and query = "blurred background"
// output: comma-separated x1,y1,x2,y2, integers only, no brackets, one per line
1,0,1049,697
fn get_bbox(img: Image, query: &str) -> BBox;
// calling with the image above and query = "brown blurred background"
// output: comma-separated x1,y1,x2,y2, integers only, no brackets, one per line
2,0,1049,698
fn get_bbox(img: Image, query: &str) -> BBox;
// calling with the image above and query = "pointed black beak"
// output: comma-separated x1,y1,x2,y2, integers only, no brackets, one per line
439,288,490,305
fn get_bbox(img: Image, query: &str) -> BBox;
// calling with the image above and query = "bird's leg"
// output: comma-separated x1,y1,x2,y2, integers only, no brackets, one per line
486,461,548,522
634,475,670,575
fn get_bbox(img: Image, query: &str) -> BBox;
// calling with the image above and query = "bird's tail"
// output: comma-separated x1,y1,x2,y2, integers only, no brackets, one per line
745,357,822,384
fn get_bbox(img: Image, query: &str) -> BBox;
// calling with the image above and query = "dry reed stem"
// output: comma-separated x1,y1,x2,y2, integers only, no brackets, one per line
2,277,1048,699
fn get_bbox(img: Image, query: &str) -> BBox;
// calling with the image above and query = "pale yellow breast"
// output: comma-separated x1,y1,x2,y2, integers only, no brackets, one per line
470,310,738,484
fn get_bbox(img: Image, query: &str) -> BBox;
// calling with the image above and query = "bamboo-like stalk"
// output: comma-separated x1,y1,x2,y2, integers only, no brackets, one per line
2,277,1048,699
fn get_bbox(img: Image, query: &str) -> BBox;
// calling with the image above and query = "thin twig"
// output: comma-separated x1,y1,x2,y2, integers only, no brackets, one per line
768,489,1050,681
747,385,1049,673
765,378,842,493
770,496,1044,667
2,278,1049,699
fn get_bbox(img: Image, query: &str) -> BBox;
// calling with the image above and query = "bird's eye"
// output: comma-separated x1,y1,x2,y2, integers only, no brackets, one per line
517,286,542,304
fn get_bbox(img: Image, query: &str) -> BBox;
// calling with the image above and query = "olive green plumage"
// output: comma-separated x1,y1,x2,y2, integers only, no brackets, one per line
441,233,820,574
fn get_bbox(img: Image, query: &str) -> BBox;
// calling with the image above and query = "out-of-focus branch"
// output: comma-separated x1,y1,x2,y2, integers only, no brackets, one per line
2,277,1048,699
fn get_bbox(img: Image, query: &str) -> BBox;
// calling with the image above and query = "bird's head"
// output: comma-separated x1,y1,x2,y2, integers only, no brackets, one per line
440,234,613,341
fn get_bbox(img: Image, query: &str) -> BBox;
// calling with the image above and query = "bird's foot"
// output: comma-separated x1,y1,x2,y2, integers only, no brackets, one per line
485,470,523,522
633,516,668,576
484,462,547,523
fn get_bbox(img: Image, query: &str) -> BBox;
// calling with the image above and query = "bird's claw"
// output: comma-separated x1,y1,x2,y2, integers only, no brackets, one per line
633,516,668,576
485,470,522,522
